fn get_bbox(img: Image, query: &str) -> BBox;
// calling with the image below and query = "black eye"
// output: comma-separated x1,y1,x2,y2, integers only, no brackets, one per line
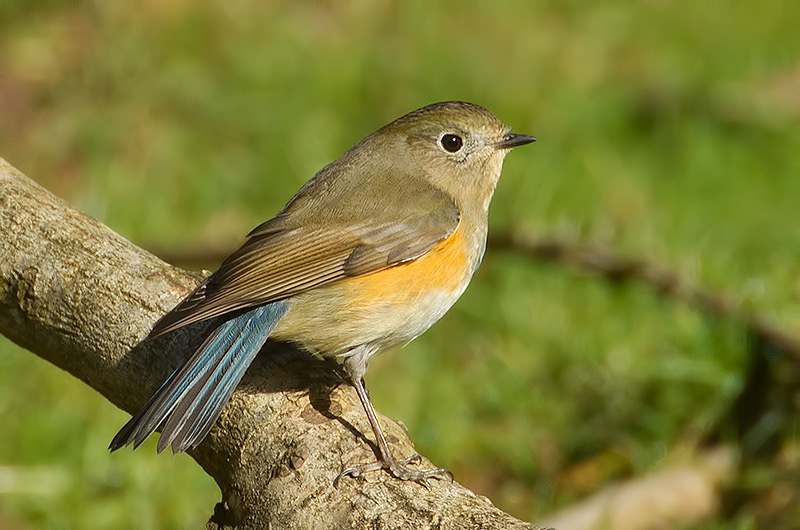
440,133,463,153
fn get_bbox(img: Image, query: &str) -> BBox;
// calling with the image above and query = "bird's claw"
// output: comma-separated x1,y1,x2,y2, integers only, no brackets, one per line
334,452,452,488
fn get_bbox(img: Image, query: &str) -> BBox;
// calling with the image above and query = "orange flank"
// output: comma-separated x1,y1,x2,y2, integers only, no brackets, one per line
347,222,471,304
269,220,476,354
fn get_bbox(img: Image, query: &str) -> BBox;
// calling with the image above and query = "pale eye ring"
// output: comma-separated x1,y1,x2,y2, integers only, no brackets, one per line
440,133,464,153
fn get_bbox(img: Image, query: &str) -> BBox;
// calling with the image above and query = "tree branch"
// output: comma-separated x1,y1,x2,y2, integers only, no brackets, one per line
488,233,800,363
0,159,543,529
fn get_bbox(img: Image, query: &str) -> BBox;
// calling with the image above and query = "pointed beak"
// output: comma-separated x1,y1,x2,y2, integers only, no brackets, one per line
495,133,537,150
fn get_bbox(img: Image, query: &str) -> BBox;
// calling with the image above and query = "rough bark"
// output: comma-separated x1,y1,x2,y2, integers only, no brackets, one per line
0,158,543,529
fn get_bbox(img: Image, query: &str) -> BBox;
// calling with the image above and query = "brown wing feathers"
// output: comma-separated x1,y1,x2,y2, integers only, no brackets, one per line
148,211,459,338
149,233,354,337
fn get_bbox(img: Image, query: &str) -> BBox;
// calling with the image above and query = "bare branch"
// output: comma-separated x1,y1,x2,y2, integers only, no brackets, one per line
488,233,800,363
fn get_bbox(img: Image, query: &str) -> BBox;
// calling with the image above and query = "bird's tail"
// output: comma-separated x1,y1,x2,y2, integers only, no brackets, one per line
109,301,289,453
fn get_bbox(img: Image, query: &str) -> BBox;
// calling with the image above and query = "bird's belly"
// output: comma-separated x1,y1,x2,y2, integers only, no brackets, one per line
271,223,479,357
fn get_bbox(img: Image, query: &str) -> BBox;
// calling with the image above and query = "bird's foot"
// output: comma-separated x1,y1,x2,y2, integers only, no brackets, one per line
335,453,453,488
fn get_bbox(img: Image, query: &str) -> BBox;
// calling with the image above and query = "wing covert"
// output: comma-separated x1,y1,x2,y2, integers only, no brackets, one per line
149,200,460,337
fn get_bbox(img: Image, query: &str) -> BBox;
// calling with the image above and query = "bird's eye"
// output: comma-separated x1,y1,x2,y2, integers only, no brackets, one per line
440,133,463,153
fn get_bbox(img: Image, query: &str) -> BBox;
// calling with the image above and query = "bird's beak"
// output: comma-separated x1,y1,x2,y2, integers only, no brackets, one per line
495,133,537,149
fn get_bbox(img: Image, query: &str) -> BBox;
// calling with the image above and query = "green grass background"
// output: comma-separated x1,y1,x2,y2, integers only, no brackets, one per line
1,2,798,527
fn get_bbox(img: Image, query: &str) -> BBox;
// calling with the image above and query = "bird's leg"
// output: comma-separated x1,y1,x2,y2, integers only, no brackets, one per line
335,351,452,488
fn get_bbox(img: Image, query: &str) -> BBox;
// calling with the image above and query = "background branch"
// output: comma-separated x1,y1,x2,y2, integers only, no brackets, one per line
153,233,800,366
0,159,543,529
488,233,800,363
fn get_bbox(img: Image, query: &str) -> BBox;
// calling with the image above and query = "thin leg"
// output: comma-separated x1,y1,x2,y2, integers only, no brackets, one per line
336,353,452,487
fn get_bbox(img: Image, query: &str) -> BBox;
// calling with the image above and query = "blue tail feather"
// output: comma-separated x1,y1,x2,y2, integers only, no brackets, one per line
158,312,271,452
109,301,289,453
181,325,268,447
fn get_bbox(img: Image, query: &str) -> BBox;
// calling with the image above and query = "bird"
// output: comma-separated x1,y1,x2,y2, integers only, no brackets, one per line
109,101,536,486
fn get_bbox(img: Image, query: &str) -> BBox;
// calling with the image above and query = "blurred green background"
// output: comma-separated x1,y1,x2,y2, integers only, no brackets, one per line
1,1,798,528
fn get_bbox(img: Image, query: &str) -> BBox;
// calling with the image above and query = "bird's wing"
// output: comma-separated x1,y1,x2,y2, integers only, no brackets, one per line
149,193,460,337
